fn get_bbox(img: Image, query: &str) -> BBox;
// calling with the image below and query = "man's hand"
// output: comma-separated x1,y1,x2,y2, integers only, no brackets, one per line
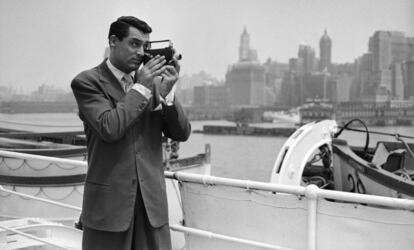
158,58,180,98
136,55,166,89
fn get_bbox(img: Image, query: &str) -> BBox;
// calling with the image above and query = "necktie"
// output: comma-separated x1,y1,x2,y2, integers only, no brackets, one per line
122,74,134,93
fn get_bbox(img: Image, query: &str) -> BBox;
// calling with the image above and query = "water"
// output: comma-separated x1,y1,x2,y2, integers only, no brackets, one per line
1,113,414,182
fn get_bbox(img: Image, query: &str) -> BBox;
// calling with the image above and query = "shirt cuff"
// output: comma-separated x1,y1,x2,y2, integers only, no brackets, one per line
131,83,152,100
163,84,176,106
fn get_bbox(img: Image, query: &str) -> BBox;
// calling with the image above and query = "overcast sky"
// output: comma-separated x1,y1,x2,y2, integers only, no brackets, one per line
1,0,413,92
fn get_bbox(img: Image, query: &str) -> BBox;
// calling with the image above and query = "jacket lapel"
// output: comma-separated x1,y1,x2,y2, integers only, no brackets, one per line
98,60,124,101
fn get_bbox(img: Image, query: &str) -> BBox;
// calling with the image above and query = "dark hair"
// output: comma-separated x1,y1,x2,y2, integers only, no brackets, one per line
108,16,152,41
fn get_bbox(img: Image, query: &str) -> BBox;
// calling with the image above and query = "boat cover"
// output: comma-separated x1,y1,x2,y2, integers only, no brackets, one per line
180,182,414,250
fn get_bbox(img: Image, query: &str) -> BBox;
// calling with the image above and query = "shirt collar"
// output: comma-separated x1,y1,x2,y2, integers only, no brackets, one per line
106,58,135,83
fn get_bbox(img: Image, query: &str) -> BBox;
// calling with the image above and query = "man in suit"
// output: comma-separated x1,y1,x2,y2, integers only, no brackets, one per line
71,16,191,250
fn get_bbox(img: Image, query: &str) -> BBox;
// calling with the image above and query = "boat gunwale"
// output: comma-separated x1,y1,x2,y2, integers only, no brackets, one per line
332,142,414,197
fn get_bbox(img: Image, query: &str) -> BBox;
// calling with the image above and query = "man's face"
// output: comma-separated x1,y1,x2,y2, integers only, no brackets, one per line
110,26,150,73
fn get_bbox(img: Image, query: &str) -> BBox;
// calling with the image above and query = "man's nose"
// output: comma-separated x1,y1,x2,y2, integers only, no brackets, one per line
136,47,144,56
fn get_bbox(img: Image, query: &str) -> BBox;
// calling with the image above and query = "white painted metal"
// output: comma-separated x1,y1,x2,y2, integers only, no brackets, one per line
170,224,295,250
3,150,414,249
0,149,87,168
165,171,414,210
0,185,82,211
0,150,209,250
269,120,338,185
305,185,318,250
166,171,414,250
0,219,81,250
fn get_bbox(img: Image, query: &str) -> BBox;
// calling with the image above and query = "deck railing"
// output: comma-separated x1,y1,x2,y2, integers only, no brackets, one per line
164,171,414,250
1,150,414,250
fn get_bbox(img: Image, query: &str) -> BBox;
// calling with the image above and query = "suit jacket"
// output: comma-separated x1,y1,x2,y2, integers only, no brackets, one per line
71,60,191,232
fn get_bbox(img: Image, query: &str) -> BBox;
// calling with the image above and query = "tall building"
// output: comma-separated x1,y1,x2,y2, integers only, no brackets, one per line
193,85,229,107
319,29,332,72
226,63,265,106
353,53,377,101
369,31,414,71
238,27,258,62
298,44,316,74
390,63,404,99
403,60,414,99
263,59,288,105
226,28,265,106
288,58,300,73
362,31,414,101
301,73,338,103
336,74,352,103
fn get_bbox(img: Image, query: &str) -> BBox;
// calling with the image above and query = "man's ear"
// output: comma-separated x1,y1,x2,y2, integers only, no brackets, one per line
109,35,119,47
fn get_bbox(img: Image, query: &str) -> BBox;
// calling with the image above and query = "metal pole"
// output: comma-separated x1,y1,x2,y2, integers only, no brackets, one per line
0,150,87,168
170,224,295,250
0,224,73,250
305,185,318,250
0,185,82,211
165,171,414,210
164,171,306,196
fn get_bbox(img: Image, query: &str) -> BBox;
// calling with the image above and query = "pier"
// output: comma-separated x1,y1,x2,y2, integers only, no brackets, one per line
195,124,297,137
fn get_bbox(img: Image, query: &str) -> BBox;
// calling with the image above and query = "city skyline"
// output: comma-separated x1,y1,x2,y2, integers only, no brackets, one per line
1,0,413,92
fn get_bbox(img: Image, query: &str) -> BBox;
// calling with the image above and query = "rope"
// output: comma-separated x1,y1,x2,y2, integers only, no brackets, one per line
0,157,82,171
339,126,414,140
395,135,414,158
335,119,370,154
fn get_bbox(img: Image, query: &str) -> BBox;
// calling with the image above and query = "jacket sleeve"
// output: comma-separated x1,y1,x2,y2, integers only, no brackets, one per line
71,77,150,142
161,98,191,142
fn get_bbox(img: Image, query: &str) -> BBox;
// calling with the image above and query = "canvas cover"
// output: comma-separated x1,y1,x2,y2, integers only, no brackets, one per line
180,182,414,250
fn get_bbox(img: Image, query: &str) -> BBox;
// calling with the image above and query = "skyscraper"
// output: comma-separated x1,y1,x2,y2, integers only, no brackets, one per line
226,63,265,106
298,44,316,74
369,31,414,71
239,27,250,62
319,29,332,72
226,28,264,106
367,31,414,100
403,60,414,99
238,27,258,62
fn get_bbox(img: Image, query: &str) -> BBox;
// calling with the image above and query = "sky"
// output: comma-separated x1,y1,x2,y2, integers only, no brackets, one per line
0,0,413,93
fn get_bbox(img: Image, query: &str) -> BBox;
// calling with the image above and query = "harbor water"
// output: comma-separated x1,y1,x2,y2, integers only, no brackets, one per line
1,113,414,182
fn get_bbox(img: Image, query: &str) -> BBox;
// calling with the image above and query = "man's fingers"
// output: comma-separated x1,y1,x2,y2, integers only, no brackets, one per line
171,58,181,73
145,55,166,71
162,65,177,76
152,67,166,77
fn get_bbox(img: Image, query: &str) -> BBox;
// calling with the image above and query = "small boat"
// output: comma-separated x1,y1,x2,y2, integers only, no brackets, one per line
0,143,211,250
0,129,88,164
0,218,81,249
332,120,414,198
271,119,414,199
0,133,87,179
271,120,414,198
166,120,414,249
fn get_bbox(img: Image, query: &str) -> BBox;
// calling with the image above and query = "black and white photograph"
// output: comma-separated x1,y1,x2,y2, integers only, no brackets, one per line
0,0,414,249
